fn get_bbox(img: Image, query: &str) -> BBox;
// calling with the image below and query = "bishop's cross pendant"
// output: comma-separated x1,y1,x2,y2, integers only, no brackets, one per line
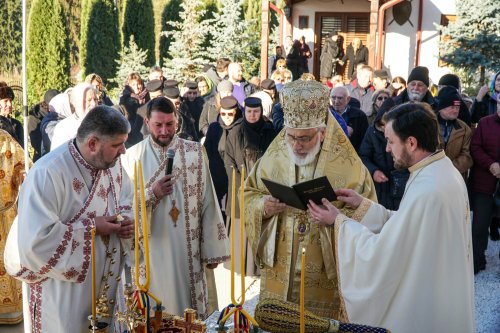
169,200,180,227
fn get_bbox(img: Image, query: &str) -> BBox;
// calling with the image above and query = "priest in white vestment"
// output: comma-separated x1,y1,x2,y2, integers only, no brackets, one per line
308,102,475,333
122,97,230,319
51,82,98,151
4,106,135,333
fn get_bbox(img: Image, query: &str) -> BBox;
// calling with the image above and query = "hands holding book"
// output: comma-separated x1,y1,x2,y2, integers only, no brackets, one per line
307,189,364,226
263,196,287,219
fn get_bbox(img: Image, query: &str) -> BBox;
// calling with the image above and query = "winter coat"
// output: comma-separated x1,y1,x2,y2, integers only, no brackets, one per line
346,80,375,117
224,118,276,217
471,94,497,123
382,88,436,110
40,111,63,156
119,86,149,147
204,115,243,207
469,113,500,195
299,42,312,74
177,102,200,142
286,40,301,81
437,116,473,181
341,43,369,79
359,124,408,210
320,39,340,79
199,95,219,136
334,105,368,152
184,97,205,139
0,116,23,148
28,103,49,161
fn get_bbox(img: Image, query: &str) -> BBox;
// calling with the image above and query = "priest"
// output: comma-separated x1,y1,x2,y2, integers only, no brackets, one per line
244,80,376,320
308,102,475,332
121,97,230,319
4,106,135,332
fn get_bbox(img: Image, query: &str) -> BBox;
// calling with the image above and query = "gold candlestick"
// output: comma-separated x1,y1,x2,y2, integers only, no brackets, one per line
239,166,245,304
300,247,306,333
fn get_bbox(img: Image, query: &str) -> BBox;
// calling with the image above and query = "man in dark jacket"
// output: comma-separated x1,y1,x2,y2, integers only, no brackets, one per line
346,65,375,117
0,83,23,147
330,86,368,151
381,66,436,111
28,89,59,161
183,81,205,140
340,38,369,79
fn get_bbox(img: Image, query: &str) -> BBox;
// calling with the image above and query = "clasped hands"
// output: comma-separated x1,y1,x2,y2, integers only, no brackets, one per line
263,189,364,226
95,214,134,239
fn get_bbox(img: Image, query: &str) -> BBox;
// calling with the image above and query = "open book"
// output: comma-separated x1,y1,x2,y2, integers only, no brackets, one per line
261,176,337,211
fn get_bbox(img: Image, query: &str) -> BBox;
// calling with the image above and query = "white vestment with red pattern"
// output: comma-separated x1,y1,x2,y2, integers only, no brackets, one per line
4,140,133,333
122,135,230,319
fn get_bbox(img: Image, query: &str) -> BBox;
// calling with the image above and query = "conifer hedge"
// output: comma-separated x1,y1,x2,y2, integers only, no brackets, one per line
122,0,156,67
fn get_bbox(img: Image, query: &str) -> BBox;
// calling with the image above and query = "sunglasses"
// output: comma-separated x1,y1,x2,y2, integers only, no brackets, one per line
221,112,235,116
377,96,389,101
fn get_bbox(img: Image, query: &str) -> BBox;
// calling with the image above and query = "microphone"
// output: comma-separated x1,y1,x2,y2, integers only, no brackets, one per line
165,149,175,176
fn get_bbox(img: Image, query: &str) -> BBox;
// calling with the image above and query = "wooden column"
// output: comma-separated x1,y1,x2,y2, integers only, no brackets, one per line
260,0,270,79
369,0,379,69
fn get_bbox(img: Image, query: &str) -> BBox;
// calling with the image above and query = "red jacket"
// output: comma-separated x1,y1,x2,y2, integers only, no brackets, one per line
469,113,500,194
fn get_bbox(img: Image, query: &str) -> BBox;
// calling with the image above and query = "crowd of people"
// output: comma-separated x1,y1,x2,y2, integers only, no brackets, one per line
0,40,498,332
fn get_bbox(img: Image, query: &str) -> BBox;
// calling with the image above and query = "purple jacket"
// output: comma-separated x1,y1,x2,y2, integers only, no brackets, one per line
469,113,500,194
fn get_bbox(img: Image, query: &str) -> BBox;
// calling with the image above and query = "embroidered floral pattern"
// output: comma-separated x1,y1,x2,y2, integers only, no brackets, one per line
217,223,226,240
72,178,84,194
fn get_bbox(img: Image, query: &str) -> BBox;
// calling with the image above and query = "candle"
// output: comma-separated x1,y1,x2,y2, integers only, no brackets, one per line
133,162,140,288
138,161,150,289
91,228,96,322
230,167,236,305
239,166,245,304
300,247,306,333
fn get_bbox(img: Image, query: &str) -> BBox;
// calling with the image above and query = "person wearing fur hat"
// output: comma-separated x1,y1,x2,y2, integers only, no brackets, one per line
0,83,23,147
380,66,436,112
436,86,473,181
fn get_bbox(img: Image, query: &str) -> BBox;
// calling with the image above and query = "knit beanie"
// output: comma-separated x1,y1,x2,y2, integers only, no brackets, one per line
407,66,429,87
436,86,461,110
438,74,460,90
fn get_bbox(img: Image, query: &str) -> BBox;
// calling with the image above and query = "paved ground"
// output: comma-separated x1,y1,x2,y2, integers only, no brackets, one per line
2,239,498,333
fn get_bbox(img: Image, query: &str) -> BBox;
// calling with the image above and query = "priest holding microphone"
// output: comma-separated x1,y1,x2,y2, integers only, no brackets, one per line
122,97,230,319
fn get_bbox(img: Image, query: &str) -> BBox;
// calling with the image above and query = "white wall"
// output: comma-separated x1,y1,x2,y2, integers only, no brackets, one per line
384,0,456,84
289,0,370,74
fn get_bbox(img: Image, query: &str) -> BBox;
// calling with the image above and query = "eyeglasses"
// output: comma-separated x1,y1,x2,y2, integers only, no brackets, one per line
220,112,235,117
377,96,389,101
286,131,319,145
331,96,345,100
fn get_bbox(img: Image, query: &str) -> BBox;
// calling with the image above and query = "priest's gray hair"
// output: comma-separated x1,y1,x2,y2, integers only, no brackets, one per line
76,105,130,144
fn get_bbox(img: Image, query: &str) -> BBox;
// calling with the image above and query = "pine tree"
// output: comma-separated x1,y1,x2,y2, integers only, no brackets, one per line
161,0,211,82
438,0,500,86
242,0,263,76
27,0,71,104
0,0,22,75
111,35,150,87
80,0,120,84
207,0,253,64
122,0,156,66
159,0,183,67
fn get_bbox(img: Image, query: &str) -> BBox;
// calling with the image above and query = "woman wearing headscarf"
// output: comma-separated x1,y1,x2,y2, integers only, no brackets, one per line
119,73,150,147
204,96,242,216
85,73,113,106
471,70,500,123
224,96,276,276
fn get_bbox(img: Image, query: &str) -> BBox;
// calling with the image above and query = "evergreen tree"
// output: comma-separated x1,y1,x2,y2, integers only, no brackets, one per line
242,0,263,76
111,35,150,87
0,0,22,75
200,0,219,51
207,0,253,64
161,0,211,82
438,0,500,86
61,0,82,69
159,0,183,67
80,0,120,83
27,0,71,104
122,0,156,66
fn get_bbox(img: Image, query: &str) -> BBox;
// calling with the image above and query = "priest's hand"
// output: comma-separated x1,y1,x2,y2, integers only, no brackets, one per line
307,199,338,226
335,188,363,209
263,196,287,218
95,215,122,236
117,218,134,239
152,174,175,199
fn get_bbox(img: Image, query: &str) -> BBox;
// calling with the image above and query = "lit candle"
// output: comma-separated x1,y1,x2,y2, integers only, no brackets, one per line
300,247,306,333
239,166,245,304
230,167,236,305
133,162,140,288
138,161,150,289
91,228,96,322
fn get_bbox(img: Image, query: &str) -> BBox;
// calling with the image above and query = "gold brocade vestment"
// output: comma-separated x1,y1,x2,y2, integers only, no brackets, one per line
244,114,377,320
0,130,27,324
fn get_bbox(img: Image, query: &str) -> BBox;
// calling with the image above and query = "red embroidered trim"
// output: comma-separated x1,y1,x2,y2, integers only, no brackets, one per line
72,178,84,194
30,283,42,333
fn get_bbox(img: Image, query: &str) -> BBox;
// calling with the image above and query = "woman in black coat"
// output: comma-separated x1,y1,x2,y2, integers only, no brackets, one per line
319,33,341,81
358,99,409,210
204,96,242,214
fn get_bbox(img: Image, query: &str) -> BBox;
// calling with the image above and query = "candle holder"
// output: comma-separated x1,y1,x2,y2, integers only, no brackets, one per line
87,315,108,333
